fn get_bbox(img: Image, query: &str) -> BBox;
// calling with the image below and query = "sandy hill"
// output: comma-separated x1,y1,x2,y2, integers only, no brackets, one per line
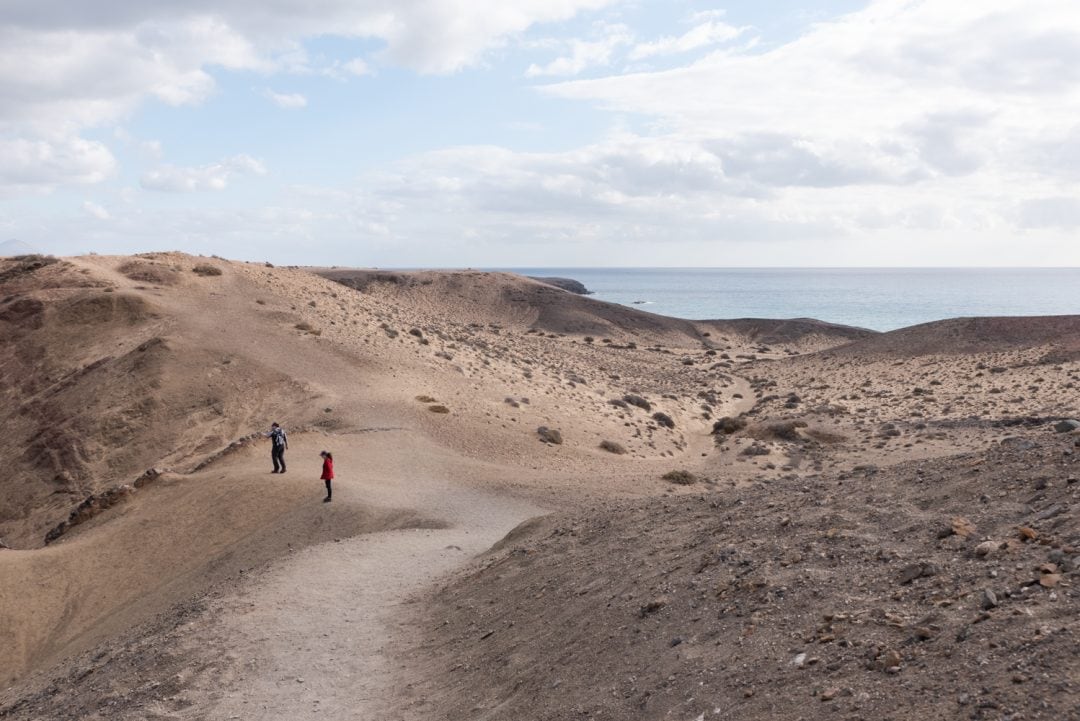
1,253,1078,720
315,267,873,351
823,315,1080,359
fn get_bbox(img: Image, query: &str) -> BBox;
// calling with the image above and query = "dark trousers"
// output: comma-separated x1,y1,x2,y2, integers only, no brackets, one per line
272,445,286,472
324,479,332,499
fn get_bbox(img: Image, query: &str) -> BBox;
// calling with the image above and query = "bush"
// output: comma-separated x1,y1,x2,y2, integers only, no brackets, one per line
428,405,450,414
192,264,223,276
652,412,675,429
623,394,652,411
662,470,696,485
415,395,437,403
599,440,626,454
712,416,747,435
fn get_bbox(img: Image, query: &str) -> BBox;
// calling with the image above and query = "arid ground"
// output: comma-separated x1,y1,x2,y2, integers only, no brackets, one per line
1,253,1077,720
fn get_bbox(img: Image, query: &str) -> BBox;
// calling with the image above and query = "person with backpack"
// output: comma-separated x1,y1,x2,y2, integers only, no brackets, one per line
268,422,288,473
320,451,334,502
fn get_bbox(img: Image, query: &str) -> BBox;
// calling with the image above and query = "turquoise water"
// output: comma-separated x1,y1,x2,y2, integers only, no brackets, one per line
500,268,1080,332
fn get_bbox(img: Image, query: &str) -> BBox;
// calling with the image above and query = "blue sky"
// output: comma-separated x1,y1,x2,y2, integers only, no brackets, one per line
2,0,1080,267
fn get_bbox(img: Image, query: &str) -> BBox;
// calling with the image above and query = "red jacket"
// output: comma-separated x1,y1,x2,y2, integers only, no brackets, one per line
321,457,334,480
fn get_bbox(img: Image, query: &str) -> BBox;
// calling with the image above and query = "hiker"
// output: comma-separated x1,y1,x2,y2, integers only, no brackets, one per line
268,422,288,473
320,451,334,502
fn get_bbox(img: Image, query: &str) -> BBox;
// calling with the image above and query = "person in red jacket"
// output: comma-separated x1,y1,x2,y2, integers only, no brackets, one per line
320,451,334,503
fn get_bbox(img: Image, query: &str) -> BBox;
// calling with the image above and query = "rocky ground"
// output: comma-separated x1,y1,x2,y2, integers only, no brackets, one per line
402,435,1080,721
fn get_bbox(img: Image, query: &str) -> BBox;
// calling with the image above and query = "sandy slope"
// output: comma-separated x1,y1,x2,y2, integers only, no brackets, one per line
3,252,1078,720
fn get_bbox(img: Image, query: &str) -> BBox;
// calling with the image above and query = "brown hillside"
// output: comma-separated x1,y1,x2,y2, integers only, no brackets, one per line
1,254,1078,721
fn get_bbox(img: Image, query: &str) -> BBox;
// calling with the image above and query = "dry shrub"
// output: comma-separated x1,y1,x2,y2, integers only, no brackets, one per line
415,395,438,403
652,412,675,429
662,470,696,485
746,420,808,442
804,428,848,444
599,440,626,454
428,405,450,414
712,416,747,435
192,263,223,276
119,261,179,285
623,394,652,411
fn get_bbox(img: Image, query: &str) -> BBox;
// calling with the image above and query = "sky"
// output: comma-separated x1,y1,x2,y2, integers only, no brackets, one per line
2,0,1080,267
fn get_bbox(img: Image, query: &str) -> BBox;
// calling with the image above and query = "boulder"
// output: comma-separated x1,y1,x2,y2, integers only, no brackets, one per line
1053,419,1080,433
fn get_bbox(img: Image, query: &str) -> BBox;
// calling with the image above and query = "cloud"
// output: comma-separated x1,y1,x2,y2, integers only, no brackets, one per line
1017,197,1080,229
0,136,116,191
141,154,267,192
525,24,633,77
264,88,307,108
628,18,744,60
82,200,110,220
0,0,617,191
342,57,372,76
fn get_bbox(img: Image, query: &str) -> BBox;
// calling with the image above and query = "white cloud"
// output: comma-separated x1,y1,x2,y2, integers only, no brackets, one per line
525,24,633,77
0,136,116,191
82,200,110,220
264,88,307,108
0,0,617,191
141,154,267,192
629,18,744,60
342,57,372,76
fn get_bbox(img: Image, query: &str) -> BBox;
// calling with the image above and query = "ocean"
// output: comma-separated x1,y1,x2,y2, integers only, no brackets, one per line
500,268,1080,332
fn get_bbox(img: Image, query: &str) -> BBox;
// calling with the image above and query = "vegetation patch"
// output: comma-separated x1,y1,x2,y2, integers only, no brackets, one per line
623,394,652,411
661,469,696,485
192,264,223,276
599,440,626,454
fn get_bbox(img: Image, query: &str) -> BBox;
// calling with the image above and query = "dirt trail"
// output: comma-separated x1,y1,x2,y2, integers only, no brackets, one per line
202,432,545,720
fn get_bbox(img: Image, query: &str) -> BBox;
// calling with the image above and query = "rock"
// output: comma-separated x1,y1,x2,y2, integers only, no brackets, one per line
981,589,999,609
1039,573,1062,588
951,516,977,537
1037,504,1065,521
537,427,563,445
639,597,668,616
974,540,1000,557
0,537,9,550
821,687,840,701
1053,419,1080,433
880,649,902,671
1017,526,1039,541
134,467,163,488
898,562,939,584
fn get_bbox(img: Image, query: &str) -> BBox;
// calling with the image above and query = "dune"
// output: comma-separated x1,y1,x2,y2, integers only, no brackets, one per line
1,252,1078,720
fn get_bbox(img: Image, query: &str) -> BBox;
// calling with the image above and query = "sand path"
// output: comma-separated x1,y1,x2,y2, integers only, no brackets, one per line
204,432,545,721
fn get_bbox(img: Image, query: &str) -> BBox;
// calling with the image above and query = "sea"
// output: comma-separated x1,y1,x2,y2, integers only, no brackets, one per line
498,268,1080,333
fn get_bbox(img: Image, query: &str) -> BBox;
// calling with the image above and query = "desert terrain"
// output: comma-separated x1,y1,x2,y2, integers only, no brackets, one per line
0,252,1078,720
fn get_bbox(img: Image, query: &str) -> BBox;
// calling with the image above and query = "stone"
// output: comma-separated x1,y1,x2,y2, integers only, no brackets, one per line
1039,573,1062,588
537,426,563,445
951,516,977,537
974,540,1000,557
1053,419,1080,433
898,562,939,584
981,589,998,609
1017,526,1039,541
